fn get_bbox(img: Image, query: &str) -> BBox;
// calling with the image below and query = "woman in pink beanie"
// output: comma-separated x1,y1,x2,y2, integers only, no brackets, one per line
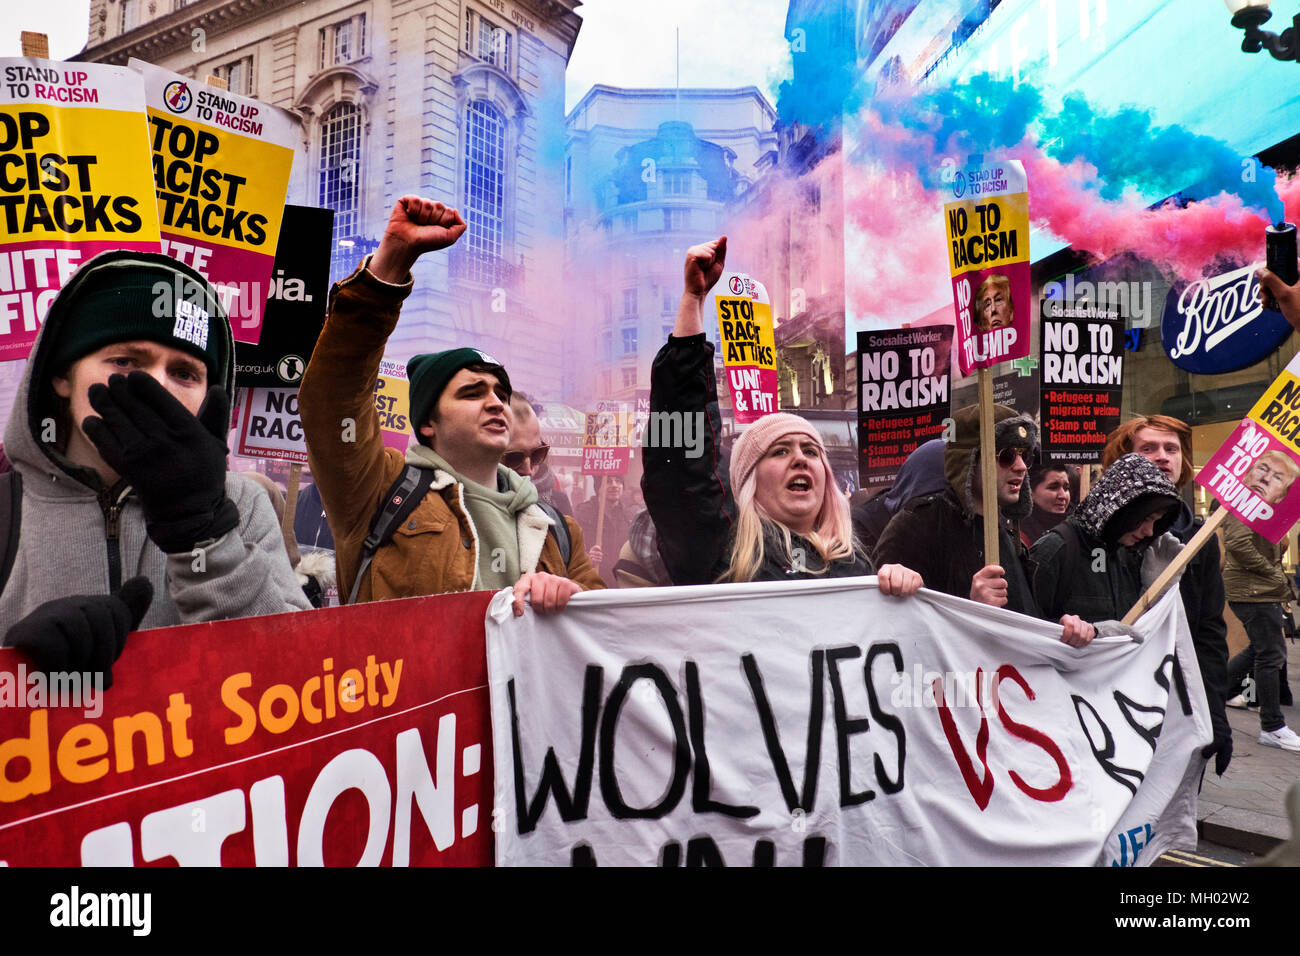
641,237,922,595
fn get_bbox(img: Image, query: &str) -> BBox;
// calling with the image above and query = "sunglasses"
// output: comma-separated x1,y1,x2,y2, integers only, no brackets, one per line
996,446,1038,468
502,443,550,471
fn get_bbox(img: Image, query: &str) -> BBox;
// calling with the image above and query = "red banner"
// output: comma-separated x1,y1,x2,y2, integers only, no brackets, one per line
0,592,495,866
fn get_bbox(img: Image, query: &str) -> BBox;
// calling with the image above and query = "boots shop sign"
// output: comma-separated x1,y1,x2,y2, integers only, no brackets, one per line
1161,263,1291,374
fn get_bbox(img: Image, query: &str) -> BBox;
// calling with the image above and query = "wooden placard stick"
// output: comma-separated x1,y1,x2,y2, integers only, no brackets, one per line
281,462,302,542
1078,464,1090,501
20,32,49,58
595,475,608,551
978,368,999,564
1122,507,1228,625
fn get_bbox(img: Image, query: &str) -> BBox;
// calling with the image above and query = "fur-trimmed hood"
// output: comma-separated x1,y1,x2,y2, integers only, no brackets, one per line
1073,452,1180,547
943,403,1038,521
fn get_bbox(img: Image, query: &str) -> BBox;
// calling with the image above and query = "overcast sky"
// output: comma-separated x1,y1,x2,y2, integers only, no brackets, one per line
6,0,790,110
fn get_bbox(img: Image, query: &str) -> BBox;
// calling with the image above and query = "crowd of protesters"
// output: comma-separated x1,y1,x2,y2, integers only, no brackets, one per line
3,194,1300,766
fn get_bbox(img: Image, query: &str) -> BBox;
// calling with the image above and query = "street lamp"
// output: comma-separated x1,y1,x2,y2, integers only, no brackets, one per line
1226,0,1300,60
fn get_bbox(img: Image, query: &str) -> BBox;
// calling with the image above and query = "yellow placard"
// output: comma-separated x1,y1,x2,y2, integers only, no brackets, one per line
0,103,160,244
716,297,776,369
146,109,293,255
944,191,1029,277
1247,369,1300,453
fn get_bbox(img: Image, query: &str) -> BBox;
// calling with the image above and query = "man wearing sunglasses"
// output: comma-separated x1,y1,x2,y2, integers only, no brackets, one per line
876,404,1093,645
505,392,574,518
300,196,603,616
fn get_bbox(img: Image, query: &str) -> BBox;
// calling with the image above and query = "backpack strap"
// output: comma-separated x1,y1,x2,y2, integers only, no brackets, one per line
535,500,571,567
0,471,20,599
347,465,436,605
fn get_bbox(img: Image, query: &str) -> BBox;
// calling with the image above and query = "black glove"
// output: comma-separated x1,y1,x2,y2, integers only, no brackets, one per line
6,577,153,689
1202,695,1234,776
83,372,239,553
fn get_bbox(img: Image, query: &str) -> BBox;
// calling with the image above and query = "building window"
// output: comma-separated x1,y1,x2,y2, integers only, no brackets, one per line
319,102,361,252
465,8,512,74
663,208,691,232
464,99,506,265
120,0,138,33
622,288,637,317
320,13,367,69
662,293,675,315
213,57,253,96
663,172,690,196
621,326,637,354
621,367,638,389
171,0,195,10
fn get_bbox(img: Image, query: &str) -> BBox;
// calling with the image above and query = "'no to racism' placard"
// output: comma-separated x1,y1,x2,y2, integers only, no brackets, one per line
857,325,953,488
0,58,161,360
132,59,297,345
714,272,776,423
944,160,1031,376
1039,299,1124,464
1197,349,1300,541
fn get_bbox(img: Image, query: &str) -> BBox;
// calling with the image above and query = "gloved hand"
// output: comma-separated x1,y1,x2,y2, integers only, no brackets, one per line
1140,532,1185,590
1203,729,1233,776
83,372,239,554
6,577,153,689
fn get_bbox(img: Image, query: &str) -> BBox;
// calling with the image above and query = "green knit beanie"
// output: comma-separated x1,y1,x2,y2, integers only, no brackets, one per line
407,347,511,441
47,264,227,382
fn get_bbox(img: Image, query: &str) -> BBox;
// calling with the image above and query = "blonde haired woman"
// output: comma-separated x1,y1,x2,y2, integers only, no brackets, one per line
642,236,922,595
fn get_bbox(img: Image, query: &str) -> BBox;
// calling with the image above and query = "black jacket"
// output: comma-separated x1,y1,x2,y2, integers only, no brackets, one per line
875,486,1039,615
1171,504,1231,756
643,334,872,584
1028,452,1179,623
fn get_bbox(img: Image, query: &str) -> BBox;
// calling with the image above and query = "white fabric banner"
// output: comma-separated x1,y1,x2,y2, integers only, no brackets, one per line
486,579,1211,867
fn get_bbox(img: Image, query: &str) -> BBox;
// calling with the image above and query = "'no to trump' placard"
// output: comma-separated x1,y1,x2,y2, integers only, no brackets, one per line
1198,348,1300,540
944,160,1031,377
0,58,162,360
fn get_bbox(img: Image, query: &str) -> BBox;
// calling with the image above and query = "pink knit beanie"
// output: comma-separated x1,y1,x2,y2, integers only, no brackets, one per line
729,412,829,498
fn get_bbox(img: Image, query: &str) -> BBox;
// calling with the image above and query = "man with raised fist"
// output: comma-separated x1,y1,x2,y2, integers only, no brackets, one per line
299,196,601,615
0,251,311,687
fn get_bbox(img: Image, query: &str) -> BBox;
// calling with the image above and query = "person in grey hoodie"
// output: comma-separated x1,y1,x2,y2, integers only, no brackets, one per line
0,251,310,685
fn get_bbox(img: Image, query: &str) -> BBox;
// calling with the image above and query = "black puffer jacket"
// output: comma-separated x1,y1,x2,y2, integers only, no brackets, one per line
642,334,872,584
1028,453,1180,623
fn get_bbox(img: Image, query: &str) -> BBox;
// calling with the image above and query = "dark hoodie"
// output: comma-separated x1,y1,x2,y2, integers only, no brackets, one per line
874,404,1041,615
0,251,310,632
1028,453,1180,624
852,438,947,554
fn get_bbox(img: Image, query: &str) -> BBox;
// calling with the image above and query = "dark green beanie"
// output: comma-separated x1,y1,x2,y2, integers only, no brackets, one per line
47,264,227,382
407,347,511,441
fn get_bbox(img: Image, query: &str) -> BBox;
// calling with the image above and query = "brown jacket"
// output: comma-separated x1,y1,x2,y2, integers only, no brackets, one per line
299,259,603,604
1221,513,1291,604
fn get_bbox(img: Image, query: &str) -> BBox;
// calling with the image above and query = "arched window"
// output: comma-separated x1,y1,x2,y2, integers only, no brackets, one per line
318,103,362,279
463,100,506,266
319,102,361,245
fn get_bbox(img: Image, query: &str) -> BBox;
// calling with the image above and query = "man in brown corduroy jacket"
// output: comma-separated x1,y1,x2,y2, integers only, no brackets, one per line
299,196,603,614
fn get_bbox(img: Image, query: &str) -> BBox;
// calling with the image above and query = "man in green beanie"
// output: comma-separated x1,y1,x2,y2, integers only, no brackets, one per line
0,251,311,687
875,403,1094,645
299,196,602,611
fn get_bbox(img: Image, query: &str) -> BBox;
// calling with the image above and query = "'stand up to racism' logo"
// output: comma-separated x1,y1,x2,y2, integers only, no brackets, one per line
953,171,967,199
1161,262,1292,374
728,276,745,295
163,80,193,114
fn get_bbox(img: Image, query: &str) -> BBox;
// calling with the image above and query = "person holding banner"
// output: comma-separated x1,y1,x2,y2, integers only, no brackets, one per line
0,251,311,684
642,237,921,594
1102,415,1234,774
1028,453,1182,636
299,196,602,615
874,404,1095,646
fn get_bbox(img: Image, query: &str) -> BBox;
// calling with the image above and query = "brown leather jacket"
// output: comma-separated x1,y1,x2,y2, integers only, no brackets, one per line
299,259,604,603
